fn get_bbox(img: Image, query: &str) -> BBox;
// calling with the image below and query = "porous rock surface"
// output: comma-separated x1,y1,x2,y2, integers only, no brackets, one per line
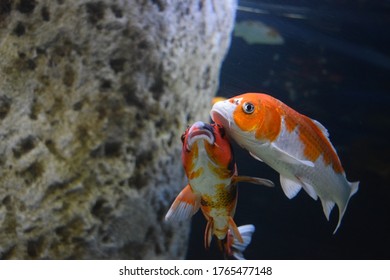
0,0,236,259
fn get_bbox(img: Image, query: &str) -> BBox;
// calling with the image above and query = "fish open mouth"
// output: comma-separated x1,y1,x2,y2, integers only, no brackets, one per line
186,121,215,151
211,109,229,128
210,100,236,128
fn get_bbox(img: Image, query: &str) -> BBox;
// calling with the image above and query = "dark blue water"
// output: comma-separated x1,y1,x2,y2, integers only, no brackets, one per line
187,0,390,259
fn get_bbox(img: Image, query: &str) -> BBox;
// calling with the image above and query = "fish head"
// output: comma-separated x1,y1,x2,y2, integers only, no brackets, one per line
181,121,234,176
211,93,262,134
211,93,282,143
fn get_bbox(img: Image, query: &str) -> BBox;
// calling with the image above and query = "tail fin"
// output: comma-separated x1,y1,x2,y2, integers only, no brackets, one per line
229,224,255,260
333,180,359,234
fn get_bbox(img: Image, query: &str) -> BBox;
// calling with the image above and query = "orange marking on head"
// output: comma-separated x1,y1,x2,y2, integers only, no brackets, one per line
182,141,198,173
204,125,234,171
231,94,262,132
231,93,282,142
182,123,235,180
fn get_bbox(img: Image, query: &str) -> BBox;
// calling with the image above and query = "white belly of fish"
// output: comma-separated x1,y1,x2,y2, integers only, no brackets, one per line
188,144,232,197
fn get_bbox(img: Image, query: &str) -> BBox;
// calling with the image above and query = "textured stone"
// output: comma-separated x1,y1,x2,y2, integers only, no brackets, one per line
0,0,237,259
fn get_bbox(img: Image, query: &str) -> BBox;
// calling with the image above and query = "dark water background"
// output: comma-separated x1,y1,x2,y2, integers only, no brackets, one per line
187,0,390,259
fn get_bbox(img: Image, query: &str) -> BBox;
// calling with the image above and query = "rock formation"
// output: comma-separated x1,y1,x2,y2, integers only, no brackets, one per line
0,0,236,259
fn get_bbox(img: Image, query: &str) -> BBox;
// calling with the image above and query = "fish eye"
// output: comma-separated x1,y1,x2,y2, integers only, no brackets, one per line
242,102,255,114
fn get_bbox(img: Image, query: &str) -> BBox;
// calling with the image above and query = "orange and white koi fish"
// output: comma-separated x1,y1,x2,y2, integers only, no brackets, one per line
211,93,359,233
165,121,273,258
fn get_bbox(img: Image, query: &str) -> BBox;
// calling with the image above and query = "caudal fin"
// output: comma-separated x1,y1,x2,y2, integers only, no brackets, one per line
333,180,359,234
229,224,256,260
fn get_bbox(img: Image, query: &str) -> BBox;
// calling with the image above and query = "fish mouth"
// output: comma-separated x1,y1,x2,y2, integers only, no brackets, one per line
186,121,215,151
210,99,236,128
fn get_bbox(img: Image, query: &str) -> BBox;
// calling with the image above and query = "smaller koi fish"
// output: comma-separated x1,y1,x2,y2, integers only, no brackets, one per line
165,121,274,258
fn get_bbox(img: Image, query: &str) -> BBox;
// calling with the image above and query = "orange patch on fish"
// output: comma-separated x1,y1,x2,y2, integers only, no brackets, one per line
298,116,344,173
182,143,198,174
232,93,282,142
232,98,261,132
254,103,281,142
283,107,300,133
208,162,234,179
189,167,203,179
205,141,232,170
280,102,343,173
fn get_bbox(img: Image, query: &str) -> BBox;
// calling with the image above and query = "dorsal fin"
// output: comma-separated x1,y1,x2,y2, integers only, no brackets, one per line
312,119,329,138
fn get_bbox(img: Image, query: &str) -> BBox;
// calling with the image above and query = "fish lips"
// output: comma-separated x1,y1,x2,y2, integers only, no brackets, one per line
186,121,215,151
210,99,236,129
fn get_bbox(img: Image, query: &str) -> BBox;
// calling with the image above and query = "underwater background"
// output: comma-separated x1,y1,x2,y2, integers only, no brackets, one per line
187,0,390,259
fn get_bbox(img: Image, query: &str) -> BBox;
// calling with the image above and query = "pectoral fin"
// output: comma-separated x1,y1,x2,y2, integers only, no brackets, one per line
233,176,274,188
249,151,264,162
165,184,200,222
271,143,315,168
